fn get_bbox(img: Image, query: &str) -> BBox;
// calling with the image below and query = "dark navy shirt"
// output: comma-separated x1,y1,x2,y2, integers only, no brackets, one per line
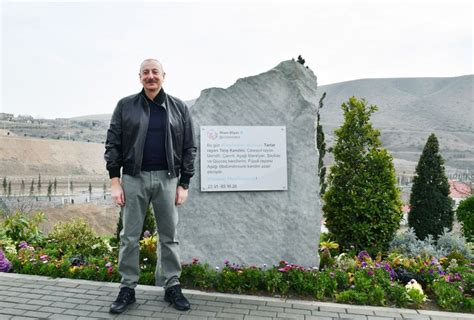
141,88,169,171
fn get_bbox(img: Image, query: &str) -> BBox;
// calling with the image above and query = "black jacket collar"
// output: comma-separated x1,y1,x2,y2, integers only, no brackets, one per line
141,88,166,105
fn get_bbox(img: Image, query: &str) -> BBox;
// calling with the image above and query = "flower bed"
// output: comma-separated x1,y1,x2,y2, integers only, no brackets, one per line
0,214,472,312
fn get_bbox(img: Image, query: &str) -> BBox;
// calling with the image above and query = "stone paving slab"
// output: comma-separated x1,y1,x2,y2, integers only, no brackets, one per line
0,273,473,320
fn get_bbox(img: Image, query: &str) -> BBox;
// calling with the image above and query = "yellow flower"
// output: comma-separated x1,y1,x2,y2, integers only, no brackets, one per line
348,272,354,284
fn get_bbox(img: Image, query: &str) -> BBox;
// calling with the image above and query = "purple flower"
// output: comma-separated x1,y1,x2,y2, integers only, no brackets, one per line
367,269,374,277
357,251,371,262
40,255,48,261
0,250,11,272
19,241,29,249
143,230,151,238
105,262,112,268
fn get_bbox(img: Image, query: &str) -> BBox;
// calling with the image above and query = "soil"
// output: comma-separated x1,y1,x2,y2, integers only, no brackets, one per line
38,203,120,236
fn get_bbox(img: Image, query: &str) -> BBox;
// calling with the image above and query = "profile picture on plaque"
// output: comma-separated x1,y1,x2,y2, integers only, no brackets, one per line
207,130,218,140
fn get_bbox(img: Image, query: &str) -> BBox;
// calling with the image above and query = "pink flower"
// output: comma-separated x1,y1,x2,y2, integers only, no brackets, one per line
278,266,291,273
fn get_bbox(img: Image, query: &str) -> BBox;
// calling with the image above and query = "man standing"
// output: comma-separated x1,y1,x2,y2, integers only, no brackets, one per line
105,59,196,313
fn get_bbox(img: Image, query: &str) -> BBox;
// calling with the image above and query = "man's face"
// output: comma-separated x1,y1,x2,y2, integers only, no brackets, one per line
139,60,165,92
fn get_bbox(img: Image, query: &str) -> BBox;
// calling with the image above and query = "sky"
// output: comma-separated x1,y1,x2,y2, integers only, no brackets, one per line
1,0,472,119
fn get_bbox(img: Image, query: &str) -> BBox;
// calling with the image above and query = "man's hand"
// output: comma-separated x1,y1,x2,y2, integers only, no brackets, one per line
175,185,188,205
111,177,125,206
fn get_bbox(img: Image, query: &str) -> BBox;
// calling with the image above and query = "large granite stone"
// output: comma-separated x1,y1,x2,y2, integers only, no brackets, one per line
178,60,321,268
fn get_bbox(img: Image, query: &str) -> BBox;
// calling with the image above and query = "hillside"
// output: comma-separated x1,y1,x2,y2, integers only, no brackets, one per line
316,75,474,173
0,135,107,177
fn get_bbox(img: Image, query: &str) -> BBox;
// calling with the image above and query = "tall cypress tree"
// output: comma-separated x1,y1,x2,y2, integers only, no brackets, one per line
323,97,402,255
408,133,453,239
317,92,327,195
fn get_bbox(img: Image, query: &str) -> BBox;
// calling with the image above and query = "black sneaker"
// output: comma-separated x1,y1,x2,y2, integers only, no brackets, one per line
109,287,136,314
164,285,190,311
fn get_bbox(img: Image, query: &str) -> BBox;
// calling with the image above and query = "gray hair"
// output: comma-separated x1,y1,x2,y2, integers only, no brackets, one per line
139,59,164,74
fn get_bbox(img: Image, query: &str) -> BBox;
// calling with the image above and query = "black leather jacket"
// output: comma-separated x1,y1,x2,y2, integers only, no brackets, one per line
104,89,196,185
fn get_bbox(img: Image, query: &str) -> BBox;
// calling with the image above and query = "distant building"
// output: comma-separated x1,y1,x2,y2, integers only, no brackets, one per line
401,181,471,224
449,179,472,208
55,118,69,124
0,113,14,121
16,115,34,122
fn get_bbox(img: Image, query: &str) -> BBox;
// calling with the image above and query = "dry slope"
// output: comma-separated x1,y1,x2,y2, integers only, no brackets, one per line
0,135,107,177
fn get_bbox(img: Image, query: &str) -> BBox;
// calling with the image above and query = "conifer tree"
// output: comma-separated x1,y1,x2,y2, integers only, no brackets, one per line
47,181,53,198
2,177,6,195
408,134,453,239
30,179,35,195
317,92,328,195
323,97,402,255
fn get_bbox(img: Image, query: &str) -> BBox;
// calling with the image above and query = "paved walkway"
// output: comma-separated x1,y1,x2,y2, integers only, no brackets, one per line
0,273,472,320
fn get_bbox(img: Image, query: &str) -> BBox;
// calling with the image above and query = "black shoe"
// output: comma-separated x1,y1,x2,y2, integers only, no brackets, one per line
109,287,136,314
164,285,190,311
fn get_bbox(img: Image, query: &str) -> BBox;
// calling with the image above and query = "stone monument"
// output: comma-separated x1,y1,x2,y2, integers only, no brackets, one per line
178,60,321,268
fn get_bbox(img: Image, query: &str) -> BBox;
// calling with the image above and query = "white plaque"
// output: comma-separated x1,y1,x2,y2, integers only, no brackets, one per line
200,126,287,192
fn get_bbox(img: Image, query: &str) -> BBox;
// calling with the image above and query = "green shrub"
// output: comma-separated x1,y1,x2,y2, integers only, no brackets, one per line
323,97,402,255
336,289,369,304
432,276,473,312
263,268,289,295
46,218,111,257
138,271,155,285
386,283,411,308
238,267,265,293
314,270,340,300
180,259,217,289
456,195,474,242
3,212,45,245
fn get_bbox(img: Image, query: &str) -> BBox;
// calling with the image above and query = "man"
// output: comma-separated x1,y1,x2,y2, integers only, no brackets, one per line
105,59,196,313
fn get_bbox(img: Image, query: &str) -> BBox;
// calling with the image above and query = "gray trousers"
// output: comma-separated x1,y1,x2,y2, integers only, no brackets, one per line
118,171,181,289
